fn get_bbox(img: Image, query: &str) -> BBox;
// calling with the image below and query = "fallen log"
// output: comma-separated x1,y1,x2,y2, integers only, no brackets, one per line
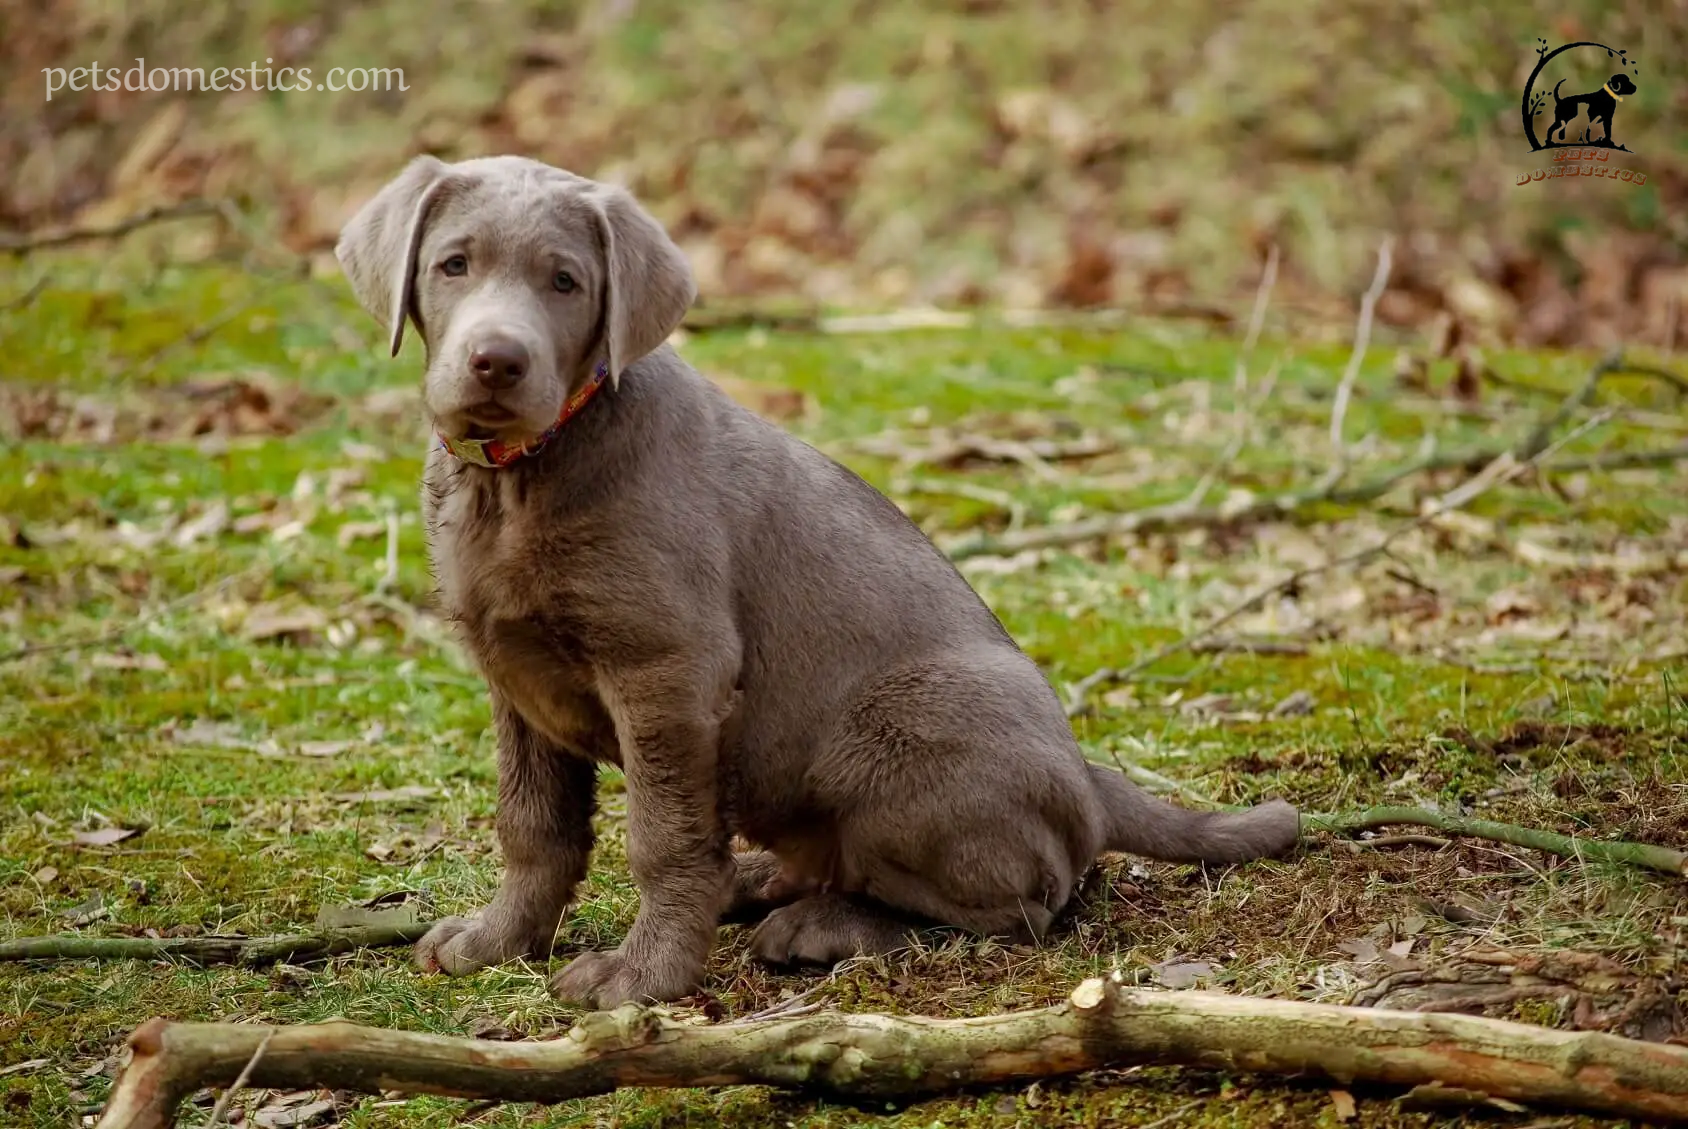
97,974,1688,1129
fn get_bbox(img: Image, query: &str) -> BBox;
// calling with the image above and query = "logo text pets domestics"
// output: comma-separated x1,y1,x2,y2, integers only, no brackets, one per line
1516,38,1647,189
43,59,407,101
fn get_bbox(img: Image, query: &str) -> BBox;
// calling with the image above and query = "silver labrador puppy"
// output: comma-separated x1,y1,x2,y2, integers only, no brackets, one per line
336,155,1300,1009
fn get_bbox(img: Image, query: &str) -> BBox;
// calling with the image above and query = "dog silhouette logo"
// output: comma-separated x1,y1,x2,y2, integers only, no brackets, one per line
1522,39,1640,153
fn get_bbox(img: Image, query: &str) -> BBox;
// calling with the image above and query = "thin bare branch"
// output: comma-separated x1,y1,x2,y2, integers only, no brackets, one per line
205,1032,273,1128
1328,237,1396,453
0,922,432,966
1,201,226,255
1517,348,1622,460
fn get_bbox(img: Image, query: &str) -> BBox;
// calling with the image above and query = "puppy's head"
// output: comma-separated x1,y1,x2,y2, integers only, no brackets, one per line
1606,73,1638,97
336,156,696,447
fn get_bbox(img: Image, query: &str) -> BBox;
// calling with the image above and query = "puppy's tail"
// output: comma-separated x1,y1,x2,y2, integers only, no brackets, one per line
1088,762,1300,864
1552,78,1567,103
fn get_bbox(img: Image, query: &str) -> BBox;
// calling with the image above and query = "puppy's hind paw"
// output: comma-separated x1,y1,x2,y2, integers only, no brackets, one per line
749,895,915,967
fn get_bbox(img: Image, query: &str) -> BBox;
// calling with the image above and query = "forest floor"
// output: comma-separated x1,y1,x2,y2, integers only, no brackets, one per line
1,245,1685,1127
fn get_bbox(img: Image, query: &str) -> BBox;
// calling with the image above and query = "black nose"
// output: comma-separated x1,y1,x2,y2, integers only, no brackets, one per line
469,338,530,391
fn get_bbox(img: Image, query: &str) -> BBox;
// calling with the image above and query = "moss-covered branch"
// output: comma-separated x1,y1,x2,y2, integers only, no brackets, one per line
97,974,1688,1129
0,923,432,966
1302,807,1687,877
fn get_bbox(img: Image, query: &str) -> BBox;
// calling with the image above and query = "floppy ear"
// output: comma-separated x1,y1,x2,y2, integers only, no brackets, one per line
335,155,452,357
588,185,698,388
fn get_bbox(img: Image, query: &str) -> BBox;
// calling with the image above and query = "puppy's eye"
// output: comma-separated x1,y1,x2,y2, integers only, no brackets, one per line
441,255,468,277
553,271,576,294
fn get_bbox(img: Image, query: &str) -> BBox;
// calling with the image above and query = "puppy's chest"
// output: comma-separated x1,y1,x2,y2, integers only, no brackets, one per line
427,471,615,759
428,483,532,623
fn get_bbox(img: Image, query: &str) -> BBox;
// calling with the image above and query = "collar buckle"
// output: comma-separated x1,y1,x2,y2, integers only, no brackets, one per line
440,435,500,468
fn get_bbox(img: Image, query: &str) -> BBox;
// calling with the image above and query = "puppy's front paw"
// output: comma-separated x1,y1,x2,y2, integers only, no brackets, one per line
414,914,548,975
548,948,699,1008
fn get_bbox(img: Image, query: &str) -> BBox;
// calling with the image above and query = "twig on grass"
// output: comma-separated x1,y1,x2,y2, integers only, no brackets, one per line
1340,834,1454,852
2,274,49,311
1614,361,1688,398
1516,349,1621,461
945,437,1428,561
1301,806,1687,877
1137,1100,1203,1129
0,922,433,966
1183,248,1282,515
946,417,1688,563
1410,985,1584,1016
1,201,227,255
1054,347,1635,705
1551,440,1688,474
204,1031,273,1128
94,973,1688,1129
1230,242,1280,428
1328,237,1395,455
1189,636,1309,657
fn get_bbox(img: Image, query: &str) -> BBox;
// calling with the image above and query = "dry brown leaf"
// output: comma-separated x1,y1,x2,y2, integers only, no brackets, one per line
1150,960,1214,989
330,785,436,805
314,903,423,930
295,740,357,757
253,1097,337,1128
170,500,230,547
1337,937,1381,964
1269,689,1316,718
166,718,249,748
71,826,139,847
1328,1089,1358,1122
335,520,387,547
241,603,329,643
61,892,109,925
1484,588,1539,623
89,651,168,672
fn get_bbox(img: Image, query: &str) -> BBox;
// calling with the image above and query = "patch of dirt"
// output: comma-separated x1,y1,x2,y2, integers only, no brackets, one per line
1487,721,1638,760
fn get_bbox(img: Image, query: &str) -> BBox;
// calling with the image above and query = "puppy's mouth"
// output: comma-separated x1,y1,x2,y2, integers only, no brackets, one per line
461,402,518,436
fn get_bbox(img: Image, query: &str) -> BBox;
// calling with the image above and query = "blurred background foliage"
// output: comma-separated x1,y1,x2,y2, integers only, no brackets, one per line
2,0,1683,350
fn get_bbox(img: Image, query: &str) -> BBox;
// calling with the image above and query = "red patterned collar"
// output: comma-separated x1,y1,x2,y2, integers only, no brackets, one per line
437,361,609,469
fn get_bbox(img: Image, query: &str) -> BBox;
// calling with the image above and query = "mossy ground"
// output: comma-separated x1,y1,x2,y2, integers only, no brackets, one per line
0,249,1684,1127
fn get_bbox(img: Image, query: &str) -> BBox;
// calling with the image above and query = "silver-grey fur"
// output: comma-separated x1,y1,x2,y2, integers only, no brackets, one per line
336,155,1301,1009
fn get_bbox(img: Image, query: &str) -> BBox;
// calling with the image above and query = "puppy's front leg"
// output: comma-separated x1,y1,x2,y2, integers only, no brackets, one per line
417,694,595,975
550,663,731,1008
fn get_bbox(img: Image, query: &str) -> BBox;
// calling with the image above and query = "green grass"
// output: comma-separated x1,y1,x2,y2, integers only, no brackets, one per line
0,254,1685,1127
